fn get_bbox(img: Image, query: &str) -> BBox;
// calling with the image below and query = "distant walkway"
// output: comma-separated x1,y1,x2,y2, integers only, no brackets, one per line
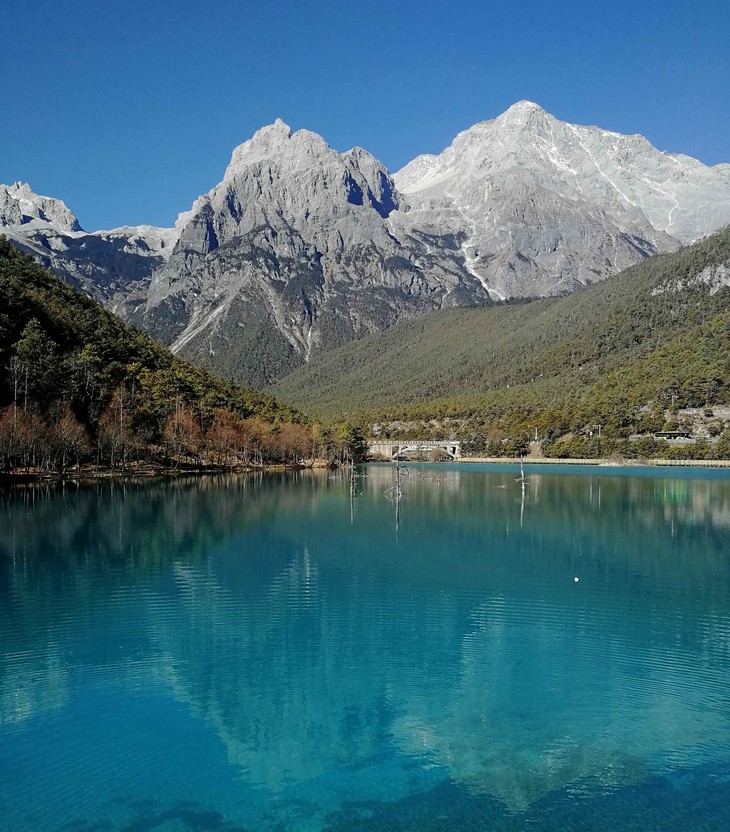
459,457,730,468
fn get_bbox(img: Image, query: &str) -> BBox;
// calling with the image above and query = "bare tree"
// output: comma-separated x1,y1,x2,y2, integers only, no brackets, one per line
164,402,203,466
50,404,91,474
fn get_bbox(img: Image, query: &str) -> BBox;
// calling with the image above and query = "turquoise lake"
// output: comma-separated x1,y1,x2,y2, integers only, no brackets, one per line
2,464,730,831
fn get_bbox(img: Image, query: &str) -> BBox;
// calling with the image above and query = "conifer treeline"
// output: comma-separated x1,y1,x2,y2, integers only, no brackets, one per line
0,239,365,475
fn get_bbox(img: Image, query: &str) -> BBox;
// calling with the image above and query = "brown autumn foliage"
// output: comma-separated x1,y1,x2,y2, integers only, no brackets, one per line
164,402,204,465
1,403,91,474
206,408,242,467
1,395,372,477
275,422,312,464
49,403,92,473
4,391,374,474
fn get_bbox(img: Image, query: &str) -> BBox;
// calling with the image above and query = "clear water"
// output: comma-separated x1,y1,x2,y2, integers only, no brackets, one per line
2,464,730,831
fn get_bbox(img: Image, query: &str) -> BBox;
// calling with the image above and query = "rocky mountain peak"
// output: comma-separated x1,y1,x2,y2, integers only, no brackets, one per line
343,145,377,163
141,120,486,383
395,102,730,254
1,181,83,233
171,122,405,257
493,99,555,139
498,99,548,121
249,117,293,145
5,105,730,392
224,120,336,178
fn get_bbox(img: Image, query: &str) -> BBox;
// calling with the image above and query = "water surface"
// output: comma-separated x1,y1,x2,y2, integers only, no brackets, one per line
2,464,730,830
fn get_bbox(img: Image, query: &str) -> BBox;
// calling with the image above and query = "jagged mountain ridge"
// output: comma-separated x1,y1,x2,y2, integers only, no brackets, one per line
3,103,730,387
0,181,176,320
141,119,485,385
397,101,730,246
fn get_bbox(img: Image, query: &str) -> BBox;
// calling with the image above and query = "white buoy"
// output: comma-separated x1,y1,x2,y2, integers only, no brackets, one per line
574,577,580,582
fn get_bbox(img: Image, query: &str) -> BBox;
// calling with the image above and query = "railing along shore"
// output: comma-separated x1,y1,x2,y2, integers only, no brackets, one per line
458,457,730,468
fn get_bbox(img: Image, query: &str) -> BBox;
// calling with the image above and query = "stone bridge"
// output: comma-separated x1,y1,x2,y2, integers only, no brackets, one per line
367,440,461,460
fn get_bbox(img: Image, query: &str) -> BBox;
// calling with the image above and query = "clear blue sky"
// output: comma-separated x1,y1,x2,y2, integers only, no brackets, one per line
1,0,728,231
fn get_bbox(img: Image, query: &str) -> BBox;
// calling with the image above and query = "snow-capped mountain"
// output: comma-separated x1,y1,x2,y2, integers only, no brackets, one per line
3,102,730,387
394,101,730,298
1,182,176,318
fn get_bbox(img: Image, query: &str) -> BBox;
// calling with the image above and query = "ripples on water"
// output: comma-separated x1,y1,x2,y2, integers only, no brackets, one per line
1,464,730,831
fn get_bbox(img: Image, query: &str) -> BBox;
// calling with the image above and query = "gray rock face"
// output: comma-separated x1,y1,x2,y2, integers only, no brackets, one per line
143,121,485,386
1,181,82,233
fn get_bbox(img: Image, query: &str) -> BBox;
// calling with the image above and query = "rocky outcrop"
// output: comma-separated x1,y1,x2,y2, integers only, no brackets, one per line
393,101,730,298
1,181,82,232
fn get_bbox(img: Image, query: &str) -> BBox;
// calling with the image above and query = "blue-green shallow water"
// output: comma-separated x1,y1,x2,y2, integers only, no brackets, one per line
1,464,730,831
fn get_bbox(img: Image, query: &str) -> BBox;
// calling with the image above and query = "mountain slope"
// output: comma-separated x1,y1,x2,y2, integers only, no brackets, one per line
0,238,300,434
1,182,176,320
269,226,730,423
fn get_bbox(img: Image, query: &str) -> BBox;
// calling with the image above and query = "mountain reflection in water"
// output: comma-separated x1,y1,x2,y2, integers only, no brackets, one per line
1,466,730,830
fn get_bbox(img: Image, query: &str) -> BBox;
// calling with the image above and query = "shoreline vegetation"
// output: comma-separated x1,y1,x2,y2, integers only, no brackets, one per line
0,457,335,485
0,397,365,479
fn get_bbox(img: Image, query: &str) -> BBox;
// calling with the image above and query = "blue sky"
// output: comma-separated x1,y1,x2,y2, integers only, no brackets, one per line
1,0,728,230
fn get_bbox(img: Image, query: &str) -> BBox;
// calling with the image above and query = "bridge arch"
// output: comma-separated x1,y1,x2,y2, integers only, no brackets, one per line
367,440,461,460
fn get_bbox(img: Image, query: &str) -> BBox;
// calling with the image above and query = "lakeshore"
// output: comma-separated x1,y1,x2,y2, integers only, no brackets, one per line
458,456,730,468
4,455,730,486
0,457,337,485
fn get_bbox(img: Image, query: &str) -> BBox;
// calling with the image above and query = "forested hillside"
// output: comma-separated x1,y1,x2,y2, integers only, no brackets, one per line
270,227,730,442
0,239,316,473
